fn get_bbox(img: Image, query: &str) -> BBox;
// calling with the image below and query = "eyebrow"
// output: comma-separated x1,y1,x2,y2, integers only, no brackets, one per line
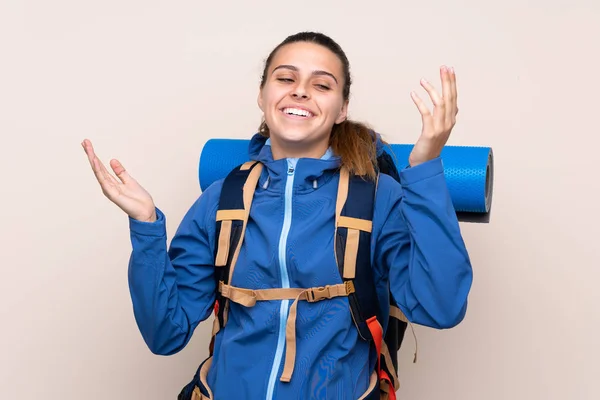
272,64,339,84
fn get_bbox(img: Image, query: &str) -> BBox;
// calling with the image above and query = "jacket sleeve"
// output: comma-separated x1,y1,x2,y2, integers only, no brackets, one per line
375,157,473,329
126,183,221,355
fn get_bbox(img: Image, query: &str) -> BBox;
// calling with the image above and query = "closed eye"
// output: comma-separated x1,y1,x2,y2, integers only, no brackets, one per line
316,84,330,90
277,78,294,83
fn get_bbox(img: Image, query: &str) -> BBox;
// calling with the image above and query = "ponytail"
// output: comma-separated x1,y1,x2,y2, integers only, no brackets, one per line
329,120,379,180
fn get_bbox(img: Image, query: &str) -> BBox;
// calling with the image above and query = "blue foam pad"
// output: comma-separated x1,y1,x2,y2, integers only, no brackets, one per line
199,138,494,222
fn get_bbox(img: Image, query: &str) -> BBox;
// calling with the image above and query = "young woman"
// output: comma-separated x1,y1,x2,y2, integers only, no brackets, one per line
82,32,472,400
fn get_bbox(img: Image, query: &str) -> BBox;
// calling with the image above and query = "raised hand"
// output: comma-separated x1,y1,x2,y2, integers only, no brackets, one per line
81,139,157,222
408,65,458,167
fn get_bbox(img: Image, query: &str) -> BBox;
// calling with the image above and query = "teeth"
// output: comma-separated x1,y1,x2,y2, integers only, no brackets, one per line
283,108,312,117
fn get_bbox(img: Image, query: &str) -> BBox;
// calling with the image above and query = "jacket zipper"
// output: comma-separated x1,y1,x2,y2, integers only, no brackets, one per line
266,158,297,400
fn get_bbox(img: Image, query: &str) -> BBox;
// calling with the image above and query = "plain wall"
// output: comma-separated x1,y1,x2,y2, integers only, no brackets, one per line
1,0,599,399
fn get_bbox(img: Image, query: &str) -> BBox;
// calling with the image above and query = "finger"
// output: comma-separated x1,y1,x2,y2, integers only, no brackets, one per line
109,159,131,184
440,65,452,103
449,67,457,102
410,91,433,124
93,154,120,188
449,67,458,116
440,65,451,95
440,66,455,124
82,141,108,185
445,66,457,113
420,78,444,109
81,139,98,170
83,141,120,188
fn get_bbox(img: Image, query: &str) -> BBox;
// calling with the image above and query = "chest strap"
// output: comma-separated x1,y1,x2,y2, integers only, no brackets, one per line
218,280,355,383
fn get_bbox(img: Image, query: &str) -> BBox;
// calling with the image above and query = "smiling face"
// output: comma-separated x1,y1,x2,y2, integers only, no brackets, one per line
257,41,349,159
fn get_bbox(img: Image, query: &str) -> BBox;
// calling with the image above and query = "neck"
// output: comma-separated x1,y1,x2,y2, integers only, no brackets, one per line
269,137,330,160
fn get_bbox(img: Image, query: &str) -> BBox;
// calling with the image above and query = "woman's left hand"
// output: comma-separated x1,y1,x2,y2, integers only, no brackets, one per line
408,65,458,167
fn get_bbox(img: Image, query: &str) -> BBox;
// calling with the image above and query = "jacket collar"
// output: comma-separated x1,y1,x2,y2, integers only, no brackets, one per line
247,133,341,193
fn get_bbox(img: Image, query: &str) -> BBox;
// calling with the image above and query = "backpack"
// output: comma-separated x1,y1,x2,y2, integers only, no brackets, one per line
178,150,415,400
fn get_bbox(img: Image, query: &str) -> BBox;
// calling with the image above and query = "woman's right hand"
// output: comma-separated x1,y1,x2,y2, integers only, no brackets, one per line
82,139,157,222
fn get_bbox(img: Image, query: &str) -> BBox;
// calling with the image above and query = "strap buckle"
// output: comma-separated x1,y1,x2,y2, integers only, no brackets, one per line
306,286,331,302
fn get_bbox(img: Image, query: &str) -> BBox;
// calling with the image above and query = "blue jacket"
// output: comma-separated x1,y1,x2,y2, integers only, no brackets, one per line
127,133,473,399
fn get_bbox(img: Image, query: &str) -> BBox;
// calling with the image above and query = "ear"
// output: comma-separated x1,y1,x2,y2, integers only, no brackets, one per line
257,88,264,112
335,100,349,124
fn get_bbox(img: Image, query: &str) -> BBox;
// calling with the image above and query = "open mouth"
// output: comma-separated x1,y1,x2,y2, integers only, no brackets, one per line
281,107,314,118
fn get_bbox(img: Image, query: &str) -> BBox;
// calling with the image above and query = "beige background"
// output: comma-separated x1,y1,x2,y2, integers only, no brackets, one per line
1,0,599,399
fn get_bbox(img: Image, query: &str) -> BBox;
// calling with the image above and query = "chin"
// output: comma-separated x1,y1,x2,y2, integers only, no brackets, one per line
265,113,331,153
276,129,314,143
269,125,325,146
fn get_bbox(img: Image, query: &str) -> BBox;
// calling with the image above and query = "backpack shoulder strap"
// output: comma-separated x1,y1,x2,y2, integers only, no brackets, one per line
210,160,262,347
335,168,381,341
335,167,405,396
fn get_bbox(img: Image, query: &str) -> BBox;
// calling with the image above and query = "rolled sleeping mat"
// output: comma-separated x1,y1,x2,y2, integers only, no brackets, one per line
199,138,494,223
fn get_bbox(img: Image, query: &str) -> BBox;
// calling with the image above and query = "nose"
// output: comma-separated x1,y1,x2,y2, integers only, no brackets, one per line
292,83,309,99
292,91,308,99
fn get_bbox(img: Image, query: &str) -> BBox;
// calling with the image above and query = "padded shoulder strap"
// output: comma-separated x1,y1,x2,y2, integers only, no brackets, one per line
213,160,262,330
335,168,381,341
335,169,404,395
